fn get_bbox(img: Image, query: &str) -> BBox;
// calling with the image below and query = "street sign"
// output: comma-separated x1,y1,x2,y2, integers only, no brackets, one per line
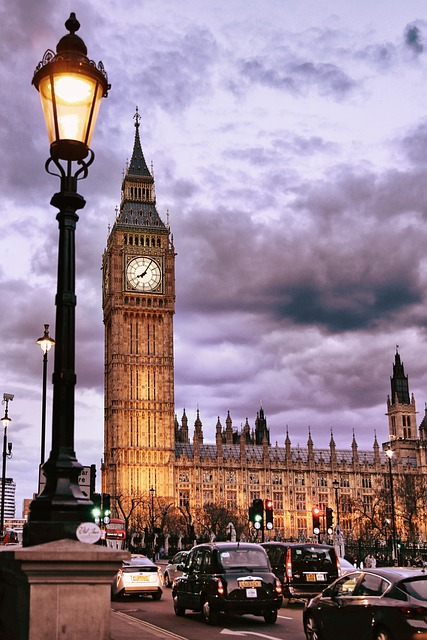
38,465,92,496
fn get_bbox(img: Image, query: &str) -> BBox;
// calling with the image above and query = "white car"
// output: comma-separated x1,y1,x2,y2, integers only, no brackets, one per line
112,554,163,600
163,550,189,587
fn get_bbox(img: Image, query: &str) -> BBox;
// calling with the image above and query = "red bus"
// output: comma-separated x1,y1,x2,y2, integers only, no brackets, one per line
105,518,126,548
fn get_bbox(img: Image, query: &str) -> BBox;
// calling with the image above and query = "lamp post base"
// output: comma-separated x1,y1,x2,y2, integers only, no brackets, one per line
24,459,93,546
24,510,93,547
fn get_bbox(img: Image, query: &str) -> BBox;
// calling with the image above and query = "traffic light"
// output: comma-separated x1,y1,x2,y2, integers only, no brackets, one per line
265,499,274,530
103,493,111,524
326,507,334,534
250,498,264,530
92,492,101,524
312,506,320,534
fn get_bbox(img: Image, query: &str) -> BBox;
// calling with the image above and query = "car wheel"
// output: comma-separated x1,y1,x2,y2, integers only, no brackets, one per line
164,572,171,588
373,627,394,640
263,609,277,624
173,595,185,617
304,614,323,640
202,599,219,625
152,590,162,601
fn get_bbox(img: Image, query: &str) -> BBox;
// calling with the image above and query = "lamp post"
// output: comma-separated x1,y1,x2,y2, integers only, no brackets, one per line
150,487,155,560
386,449,398,564
332,479,340,525
36,324,55,469
0,394,13,538
25,13,110,546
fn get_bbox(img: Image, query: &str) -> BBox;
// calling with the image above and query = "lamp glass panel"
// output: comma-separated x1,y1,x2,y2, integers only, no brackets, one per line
39,339,53,354
38,72,103,147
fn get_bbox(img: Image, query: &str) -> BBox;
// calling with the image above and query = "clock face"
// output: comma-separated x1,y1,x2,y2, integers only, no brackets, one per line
126,256,162,292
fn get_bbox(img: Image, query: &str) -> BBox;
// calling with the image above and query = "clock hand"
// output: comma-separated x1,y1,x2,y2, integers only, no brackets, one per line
137,260,153,278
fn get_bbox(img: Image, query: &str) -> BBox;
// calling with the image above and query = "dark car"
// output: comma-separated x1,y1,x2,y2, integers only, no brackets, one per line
262,542,341,600
172,542,283,625
303,567,427,640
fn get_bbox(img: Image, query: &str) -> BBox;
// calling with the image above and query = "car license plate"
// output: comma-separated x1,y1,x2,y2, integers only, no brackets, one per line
132,575,150,582
306,573,326,582
246,588,257,598
239,580,261,588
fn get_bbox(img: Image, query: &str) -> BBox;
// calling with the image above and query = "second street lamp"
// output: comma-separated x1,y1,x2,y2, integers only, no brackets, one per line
25,13,110,546
386,449,398,564
332,478,340,525
36,324,55,469
150,487,155,560
0,394,13,539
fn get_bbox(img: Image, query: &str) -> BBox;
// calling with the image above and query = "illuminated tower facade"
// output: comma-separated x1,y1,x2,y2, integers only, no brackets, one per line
102,109,175,502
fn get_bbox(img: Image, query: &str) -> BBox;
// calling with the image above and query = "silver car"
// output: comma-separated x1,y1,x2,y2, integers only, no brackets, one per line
112,554,163,600
163,550,189,587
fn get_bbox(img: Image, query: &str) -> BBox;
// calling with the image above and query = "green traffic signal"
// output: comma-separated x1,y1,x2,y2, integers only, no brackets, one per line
251,498,264,530
92,492,102,523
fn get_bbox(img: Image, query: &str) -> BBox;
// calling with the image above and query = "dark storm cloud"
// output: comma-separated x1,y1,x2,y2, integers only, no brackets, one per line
405,22,424,55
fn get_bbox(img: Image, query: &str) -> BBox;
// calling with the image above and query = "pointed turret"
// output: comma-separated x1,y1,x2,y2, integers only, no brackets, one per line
351,430,359,465
285,428,292,464
390,347,410,405
307,428,314,464
373,431,381,466
255,405,270,445
386,347,417,443
329,428,337,466
194,408,203,444
225,410,233,444
116,107,166,230
216,417,223,459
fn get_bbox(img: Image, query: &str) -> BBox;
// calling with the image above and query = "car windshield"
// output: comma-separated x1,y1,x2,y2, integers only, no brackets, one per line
125,557,155,568
219,548,269,571
400,577,427,601
291,546,334,568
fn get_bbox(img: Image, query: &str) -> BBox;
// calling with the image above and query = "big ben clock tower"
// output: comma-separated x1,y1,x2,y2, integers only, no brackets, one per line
102,108,175,504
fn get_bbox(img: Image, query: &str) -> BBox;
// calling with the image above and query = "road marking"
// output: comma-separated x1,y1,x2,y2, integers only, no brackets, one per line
220,630,282,640
278,615,293,619
112,610,188,640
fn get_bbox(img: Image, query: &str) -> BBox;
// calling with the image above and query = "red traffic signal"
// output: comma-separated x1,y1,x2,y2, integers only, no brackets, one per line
312,506,320,533
265,499,274,530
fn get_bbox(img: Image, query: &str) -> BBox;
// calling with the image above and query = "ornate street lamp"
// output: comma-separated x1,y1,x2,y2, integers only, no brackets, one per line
25,14,110,546
0,394,13,538
36,324,55,468
386,449,398,563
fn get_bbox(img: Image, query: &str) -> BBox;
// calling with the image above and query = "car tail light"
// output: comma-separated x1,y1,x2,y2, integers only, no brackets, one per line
286,548,293,580
274,577,282,595
398,606,427,620
215,578,225,595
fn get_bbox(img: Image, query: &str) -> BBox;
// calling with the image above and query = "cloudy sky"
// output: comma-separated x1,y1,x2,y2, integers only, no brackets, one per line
3,0,427,513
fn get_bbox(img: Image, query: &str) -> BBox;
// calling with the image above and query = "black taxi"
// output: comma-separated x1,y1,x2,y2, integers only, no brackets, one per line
172,542,282,625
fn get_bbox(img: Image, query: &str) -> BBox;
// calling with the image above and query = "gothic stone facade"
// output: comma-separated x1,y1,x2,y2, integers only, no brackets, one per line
103,114,427,542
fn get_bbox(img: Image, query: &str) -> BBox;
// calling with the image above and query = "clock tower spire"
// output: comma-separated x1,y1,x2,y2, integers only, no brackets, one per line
102,108,176,507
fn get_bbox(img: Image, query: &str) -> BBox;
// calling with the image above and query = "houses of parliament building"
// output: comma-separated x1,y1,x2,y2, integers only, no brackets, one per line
102,110,427,542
